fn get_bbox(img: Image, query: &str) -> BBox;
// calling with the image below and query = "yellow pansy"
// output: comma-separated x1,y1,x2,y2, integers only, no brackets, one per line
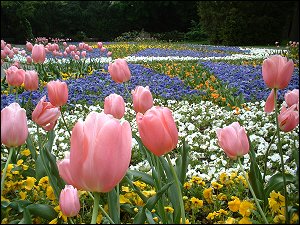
20,149,31,156
239,200,255,217
239,217,252,224
25,177,36,190
228,198,241,212
164,206,174,213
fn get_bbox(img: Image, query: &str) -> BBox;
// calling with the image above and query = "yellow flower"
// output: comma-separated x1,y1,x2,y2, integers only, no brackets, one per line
217,193,227,201
1,218,8,224
211,181,223,190
133,181,147,189
22,165,29,170
119,195,131,204
190,197,203,209
219,172,228,184
217,209,228,215
142,190,156,197
97,212,103,224
225,217,236,224
25,177,36,190
20,149,31,156
239,217,252,224
46,186,56,201
6,164,14,173
134,207,139,213
203,187,213,204
164,206,174,213
273,214,285,223
184,182,192,189
239,200,255,217
268,191,285,214
122,186,130,192
230,171,237,180
19,191,27,200
153,217,159,223
38,176,49,188
180,218,191,224
291,213,299,224
49,218,58,224
228,197,241,212
17,159,24,166
206,212,217,220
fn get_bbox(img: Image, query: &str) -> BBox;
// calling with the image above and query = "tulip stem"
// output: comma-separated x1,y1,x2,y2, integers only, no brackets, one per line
68,217,75,224
91,192,100,224
166,154,186,224
237,157,268,224
273,89,289,223
1,148,14,196
60,106,71,137
88,192,115,224
262,132,277,182
123,82,131,100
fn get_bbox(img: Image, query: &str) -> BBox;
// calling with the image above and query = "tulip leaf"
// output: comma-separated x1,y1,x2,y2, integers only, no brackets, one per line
159,156,181,223
264,173,295,203
6,200,32,213
133,181,173,224
26,133,37,160
145,208,156,224
175,139,190,185
35,154,47,181
18,207,32,224
26,204,58,221
248,138,264,200
108,187,120,224
126,170,155,186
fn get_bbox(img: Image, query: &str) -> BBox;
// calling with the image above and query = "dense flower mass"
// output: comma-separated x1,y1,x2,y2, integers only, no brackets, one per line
1,64,201,109
132,48,232,58
199,61,299,102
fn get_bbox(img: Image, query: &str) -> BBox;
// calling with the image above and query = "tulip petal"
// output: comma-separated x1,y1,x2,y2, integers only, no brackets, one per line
264,90,276,113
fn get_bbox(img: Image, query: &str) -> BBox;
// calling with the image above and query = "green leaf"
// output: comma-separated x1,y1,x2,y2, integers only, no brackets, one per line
126,170,155,186
7,200,32,213
145,208,156,224
175,139,190,185
248,137,264,200
133,181,173,224
18,207,32,224
26,204,57,221
35,154,47,181
264,173,295,201
26,133,37,160
107,187,120,224
159,156,181,223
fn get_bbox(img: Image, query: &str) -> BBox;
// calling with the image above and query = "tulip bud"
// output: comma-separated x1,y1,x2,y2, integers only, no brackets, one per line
59,185,80,217
1,103,28,147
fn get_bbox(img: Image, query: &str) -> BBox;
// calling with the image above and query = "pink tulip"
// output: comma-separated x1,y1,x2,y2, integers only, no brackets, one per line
47,80,68,107
97,42,103,49
26,56,33,64
32,96,61,131
59,185,80,217
1,40,5,49
57,112,132,192
136,106,178,156
104,93,125,119
26,42,33,52
132,86,153,114
63,42,67,47
107,51,112,57
12,47,19,54
278,105,299,132
81,51,86,58
4,66,25,87
24,70,39,91
108,59,131,83
264,89,276,113
284,89,299,108
74,55,80,60
32,44,46,63
1,50,6,59
1,103,28,148
100,47,106,52
216,122,249,160
262,55,294,89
